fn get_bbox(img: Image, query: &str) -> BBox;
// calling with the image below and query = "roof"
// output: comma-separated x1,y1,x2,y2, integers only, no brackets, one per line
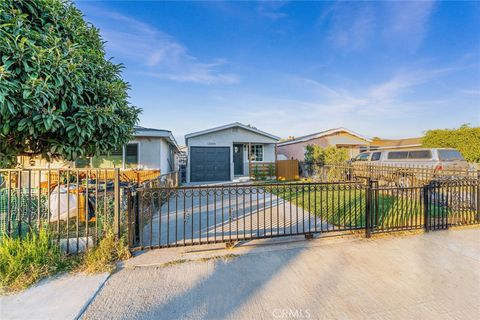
184,122,280,141
277,127,372,146
134,126,180,152
371,137,423,149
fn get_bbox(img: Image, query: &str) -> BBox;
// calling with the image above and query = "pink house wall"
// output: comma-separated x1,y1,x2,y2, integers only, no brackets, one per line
277,137,329,161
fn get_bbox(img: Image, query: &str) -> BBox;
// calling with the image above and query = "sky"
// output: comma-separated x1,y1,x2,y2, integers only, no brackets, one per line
75,0,480,144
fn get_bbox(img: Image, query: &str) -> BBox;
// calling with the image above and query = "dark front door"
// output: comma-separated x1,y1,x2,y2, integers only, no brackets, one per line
190,147,230,182
233,144,244,175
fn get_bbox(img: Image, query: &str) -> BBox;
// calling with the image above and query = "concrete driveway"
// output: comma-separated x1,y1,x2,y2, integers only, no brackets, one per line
82,228,480,320
138,188,331,248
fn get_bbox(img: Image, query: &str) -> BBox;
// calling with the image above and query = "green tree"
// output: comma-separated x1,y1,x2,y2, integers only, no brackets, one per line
422,124,480,163
0,0,140,167
304,145,349,166
304,145,349,179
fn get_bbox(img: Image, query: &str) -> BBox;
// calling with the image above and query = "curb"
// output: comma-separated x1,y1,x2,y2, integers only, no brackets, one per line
74,273,111,320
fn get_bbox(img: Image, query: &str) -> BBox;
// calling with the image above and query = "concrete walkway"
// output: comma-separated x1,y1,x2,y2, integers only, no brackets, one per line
0,272,109,320
82,228,480,320
138,189,332,248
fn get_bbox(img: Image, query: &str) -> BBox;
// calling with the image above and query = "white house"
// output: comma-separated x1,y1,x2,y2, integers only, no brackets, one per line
18,126,181,174
85,126,181,173
185,122,280,183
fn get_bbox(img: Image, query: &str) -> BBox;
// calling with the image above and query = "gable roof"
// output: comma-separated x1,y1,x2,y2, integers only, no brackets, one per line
134,126,180,153
185,122,280,141
277,127,371,146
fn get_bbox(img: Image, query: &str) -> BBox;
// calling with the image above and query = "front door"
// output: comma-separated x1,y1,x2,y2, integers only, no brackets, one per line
233,144,244,175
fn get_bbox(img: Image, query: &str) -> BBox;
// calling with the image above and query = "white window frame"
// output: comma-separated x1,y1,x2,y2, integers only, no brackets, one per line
250,144,264,162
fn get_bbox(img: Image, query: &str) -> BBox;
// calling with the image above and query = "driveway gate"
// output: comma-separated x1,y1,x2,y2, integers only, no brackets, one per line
127,180,479,250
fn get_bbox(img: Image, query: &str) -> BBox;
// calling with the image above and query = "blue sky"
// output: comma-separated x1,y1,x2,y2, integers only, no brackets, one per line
76,1,480,143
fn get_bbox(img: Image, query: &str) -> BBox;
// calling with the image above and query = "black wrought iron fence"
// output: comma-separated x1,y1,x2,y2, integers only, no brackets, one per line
128,181,368,249
129,179,480,250
367,179,480,235
305,163,479,187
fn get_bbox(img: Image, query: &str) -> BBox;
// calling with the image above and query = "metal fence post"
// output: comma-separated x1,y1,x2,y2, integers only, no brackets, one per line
114,168,120,239
423,184,430,232
476,180,480,223
365,178,372,238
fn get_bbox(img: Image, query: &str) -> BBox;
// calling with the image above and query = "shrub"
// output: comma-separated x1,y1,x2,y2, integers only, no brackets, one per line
423,124,480,163
0,230,73,293
268,163,276,178
304,145,349,178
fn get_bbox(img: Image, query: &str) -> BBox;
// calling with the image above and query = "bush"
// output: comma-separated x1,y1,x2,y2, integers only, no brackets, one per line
304,145,349,178
423,124,480,163
81,230,130,273
0,230,73,293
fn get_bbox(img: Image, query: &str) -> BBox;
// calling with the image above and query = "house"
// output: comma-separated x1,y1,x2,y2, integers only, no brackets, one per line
277,127,371,162
185,122,280,183
18,126,181,174
367,137,423,151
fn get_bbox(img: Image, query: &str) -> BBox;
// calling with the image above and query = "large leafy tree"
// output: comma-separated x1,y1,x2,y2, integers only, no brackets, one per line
0,0,140,167
423,124,480,163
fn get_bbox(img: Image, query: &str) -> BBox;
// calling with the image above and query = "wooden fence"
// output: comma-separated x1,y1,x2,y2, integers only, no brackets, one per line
276,159,299,181
249,160,299,181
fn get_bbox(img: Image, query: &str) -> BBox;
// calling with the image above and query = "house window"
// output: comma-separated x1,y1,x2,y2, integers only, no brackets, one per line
125,143,139,168
75,157,91,168
250,145,263,162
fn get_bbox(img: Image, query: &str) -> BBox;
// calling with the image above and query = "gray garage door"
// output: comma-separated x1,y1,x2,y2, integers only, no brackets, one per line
190,147,230,182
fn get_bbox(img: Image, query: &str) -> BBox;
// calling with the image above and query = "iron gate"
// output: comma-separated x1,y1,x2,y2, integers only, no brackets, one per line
127,181,368,249
127,180,479,250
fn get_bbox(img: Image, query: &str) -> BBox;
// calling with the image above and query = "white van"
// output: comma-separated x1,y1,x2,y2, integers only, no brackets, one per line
352,148,469,170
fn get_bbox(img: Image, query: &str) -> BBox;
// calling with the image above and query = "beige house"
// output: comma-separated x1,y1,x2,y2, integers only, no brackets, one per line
277,128,371,161
368,137,423,150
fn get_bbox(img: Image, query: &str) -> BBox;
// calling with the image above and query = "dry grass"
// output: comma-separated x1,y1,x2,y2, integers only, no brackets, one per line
79,230,131,274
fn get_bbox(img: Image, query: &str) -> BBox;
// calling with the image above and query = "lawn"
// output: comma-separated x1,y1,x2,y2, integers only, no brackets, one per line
269,184,458,230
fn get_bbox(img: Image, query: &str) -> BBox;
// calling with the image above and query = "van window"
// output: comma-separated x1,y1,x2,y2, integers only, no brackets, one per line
387,151,408,159
438,150,465,161
408,150,432,159
371,152,381,161
356,153,370,161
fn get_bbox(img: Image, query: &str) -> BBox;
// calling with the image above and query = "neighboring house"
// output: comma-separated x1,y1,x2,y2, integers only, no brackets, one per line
185,122,280,183
367,137,423,151
277,128,371,161
18,126,181,174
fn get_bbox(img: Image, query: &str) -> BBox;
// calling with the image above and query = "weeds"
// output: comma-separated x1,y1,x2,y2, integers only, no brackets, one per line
0,230,75,294
0,228,131,294
80,230,131,274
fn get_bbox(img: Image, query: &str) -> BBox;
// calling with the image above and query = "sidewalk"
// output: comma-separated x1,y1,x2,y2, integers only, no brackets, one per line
0,272,109,320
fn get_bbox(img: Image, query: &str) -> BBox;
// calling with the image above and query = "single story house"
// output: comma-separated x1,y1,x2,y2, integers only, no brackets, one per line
18,126,181,174
277,127,371,161
367,137,423,151
185,122,280,183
